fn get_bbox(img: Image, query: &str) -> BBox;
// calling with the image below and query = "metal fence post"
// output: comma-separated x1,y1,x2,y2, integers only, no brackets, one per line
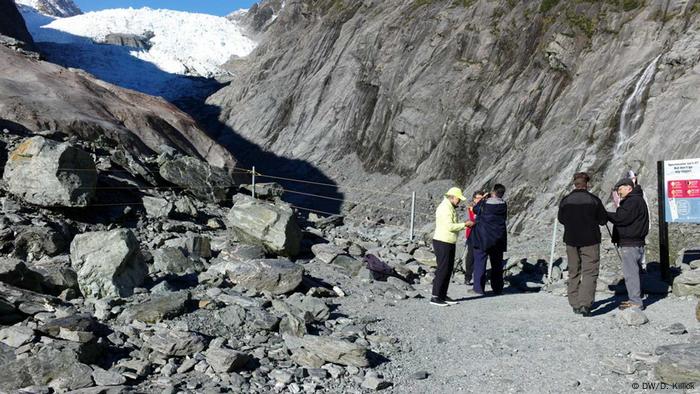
409,191,416,242
548,218,558,279
252,166,256,199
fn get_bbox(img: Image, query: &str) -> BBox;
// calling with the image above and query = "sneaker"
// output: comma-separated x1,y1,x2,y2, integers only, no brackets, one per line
430,297,449,307
572,306,582,315
444,297,458,305
579,306,592,317
617,301,644,311
618,301,643,310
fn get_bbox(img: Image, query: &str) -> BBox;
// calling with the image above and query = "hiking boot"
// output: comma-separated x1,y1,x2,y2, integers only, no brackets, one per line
444,297,458,305
572,306,582,315
579,306,592,317
430,297,449,307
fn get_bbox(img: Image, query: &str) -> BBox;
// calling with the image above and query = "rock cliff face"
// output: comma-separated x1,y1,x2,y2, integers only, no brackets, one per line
208,0,700,252
0,0,35,46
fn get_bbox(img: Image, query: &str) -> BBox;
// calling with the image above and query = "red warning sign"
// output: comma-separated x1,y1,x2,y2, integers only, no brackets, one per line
668,180,700,198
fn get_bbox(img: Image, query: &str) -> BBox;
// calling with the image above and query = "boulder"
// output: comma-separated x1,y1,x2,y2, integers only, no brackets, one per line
279,313,307,337
331,255,364,277
0,325,35,347
159,156,233,203
654,344,700,384
227,195,302,256
672,270,700,297
284,334,369,368
142,196,173,218
0,282,61,323
412,248,436,267
285,293,330,322
0,258,44,291
239,182,284,200
0,346,94,392
29,256,79,294
618,308,649,326
226,258,303,295
146,329,207,357
2,136,96,207
92,367,127,386
173,196,198,217
38,314,99,344
13,225,68,260
186,235,212,259
205,347,249,373
152,247,202,275
697,301,700,322
311,243,345,264
70,229,147,298
117,291,190,324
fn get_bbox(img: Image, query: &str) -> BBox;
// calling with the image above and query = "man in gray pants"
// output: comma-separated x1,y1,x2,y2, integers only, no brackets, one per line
558,173,608,316
607,178,650,310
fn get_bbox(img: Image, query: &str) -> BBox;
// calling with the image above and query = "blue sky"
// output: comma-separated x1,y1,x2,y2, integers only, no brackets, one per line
74,1,258,16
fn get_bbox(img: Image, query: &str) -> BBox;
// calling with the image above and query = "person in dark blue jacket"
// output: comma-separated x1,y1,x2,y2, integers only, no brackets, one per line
468,184,508,295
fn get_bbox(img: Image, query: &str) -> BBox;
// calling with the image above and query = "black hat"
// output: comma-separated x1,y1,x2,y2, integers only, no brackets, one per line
614,178,634,189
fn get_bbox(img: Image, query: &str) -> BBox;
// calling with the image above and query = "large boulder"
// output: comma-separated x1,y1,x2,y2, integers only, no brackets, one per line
672,270,700,297
159,156,234,203
152,247,203,275
3,136,97,207
0,346,94,392
654,344,700,384
117,291,190,324
226,258,303,295
205,347,249,373
0,282,61,324
284,334,369,368
70,229,147,298
145,329,207,357
13,225,68,260
227,195,302,257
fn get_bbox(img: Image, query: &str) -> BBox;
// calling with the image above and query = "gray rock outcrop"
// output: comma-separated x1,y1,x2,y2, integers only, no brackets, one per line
225,258,303,295
227,195,302,256
3,136,97,207
70,229,147,298
102,32,153,50
159,156,234,203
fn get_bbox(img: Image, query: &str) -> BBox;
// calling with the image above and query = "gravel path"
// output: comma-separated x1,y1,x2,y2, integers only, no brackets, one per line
338,284,699,393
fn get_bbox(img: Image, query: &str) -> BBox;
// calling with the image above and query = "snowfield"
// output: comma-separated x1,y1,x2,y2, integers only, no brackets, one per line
18,6,256,100
29,7,256,78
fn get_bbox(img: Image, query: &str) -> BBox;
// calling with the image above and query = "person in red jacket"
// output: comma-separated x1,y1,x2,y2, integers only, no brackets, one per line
463,190,485,285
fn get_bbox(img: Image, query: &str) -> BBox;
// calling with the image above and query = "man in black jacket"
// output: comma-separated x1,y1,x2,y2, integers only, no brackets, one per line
558,172,608,316
607,178,650,310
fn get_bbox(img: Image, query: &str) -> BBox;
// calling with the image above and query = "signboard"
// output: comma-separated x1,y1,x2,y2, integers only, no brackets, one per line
664,158,700,223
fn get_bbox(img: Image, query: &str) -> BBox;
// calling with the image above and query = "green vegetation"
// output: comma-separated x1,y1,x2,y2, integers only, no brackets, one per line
452,0,476,7
621,0,643,12
566,11,597,38
540,0,560,13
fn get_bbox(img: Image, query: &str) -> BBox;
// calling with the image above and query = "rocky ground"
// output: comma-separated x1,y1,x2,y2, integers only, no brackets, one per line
0,125,698,393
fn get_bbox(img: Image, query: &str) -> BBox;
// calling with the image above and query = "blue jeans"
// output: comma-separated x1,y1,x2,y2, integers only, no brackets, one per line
472,247,504,295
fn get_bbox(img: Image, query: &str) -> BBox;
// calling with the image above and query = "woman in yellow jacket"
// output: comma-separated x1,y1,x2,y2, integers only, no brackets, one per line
431,187,471,306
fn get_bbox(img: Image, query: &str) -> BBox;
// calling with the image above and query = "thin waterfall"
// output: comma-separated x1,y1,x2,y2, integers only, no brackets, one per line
614,54,661,154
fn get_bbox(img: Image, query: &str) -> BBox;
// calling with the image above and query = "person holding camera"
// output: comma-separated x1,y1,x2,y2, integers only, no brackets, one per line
557,172,607,316
469,184,508,295
462,190,486,286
